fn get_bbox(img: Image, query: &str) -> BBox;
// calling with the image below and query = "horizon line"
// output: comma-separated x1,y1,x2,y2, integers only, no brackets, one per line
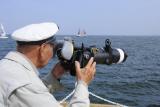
56,34,160,36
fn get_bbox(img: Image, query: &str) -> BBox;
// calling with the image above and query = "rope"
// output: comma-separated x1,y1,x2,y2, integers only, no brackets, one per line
59,89,75,104
59,89,128,107
89,92,128,107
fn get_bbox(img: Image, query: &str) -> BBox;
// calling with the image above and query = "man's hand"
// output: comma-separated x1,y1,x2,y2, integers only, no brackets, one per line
51,62,65,80
75,57,96,85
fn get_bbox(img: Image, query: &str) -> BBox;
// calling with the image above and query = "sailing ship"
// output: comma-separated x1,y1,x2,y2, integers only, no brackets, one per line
76,29,86,37
0,24,8,39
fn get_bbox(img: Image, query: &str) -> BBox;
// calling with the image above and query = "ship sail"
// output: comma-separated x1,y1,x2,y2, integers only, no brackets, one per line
0,24,8,39
76,29,86,37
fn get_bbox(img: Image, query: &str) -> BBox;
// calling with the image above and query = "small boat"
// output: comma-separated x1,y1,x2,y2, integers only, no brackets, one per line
0,24,8,39
76,29,87,37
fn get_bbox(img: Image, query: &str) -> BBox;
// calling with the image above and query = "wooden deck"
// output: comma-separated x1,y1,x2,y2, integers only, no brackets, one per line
61,102,119,107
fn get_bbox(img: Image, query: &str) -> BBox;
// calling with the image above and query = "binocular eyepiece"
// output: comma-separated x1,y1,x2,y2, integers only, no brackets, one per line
55,38,128,76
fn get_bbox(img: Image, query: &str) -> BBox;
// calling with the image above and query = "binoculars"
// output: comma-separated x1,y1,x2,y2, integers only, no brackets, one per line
54,37,128,76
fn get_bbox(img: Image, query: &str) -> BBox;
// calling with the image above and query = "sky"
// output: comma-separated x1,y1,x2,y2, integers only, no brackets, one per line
0,0,160,35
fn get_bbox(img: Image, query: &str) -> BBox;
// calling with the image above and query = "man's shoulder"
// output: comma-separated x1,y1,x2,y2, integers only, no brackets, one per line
1,55,48,96
0,57,31,86
0,51,38,84
0,57,30,81
0,57,32,98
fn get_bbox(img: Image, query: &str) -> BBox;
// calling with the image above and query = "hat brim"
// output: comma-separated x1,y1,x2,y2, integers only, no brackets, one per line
17,36,56,46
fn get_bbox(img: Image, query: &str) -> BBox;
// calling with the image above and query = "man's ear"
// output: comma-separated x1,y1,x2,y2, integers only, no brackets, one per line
39,43,46,59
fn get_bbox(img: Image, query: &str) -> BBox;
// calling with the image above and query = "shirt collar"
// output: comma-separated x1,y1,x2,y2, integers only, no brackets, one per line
4,51,39,76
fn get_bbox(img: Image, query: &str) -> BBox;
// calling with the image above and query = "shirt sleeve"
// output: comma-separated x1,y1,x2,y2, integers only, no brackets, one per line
68,80,90,107
8,84,63,107
41,71,64,93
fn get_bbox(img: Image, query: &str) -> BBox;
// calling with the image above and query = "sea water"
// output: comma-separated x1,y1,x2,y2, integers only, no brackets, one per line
0,36,160,107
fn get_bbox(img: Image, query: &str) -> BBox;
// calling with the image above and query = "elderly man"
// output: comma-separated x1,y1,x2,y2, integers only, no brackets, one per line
0,22,96,107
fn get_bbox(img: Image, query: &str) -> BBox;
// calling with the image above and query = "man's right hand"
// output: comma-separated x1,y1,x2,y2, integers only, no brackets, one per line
75,57,96,85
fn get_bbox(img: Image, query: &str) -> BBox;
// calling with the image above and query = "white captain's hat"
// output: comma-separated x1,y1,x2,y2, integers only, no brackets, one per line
11,22,59,44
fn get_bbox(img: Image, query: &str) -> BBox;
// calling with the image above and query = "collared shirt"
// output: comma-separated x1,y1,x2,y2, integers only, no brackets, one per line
0,51,89,107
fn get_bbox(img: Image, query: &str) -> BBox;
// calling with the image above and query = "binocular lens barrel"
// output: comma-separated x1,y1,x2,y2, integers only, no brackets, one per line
94,48,127,65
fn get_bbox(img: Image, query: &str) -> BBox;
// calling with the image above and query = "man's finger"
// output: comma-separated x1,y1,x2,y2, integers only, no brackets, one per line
91,62,96,75
92,62,96,68
85,57,94,68
75,61,81,74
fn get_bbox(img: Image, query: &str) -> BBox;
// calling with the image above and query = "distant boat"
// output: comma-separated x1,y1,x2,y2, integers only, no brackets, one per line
76,29,87,37
0,24,8,39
